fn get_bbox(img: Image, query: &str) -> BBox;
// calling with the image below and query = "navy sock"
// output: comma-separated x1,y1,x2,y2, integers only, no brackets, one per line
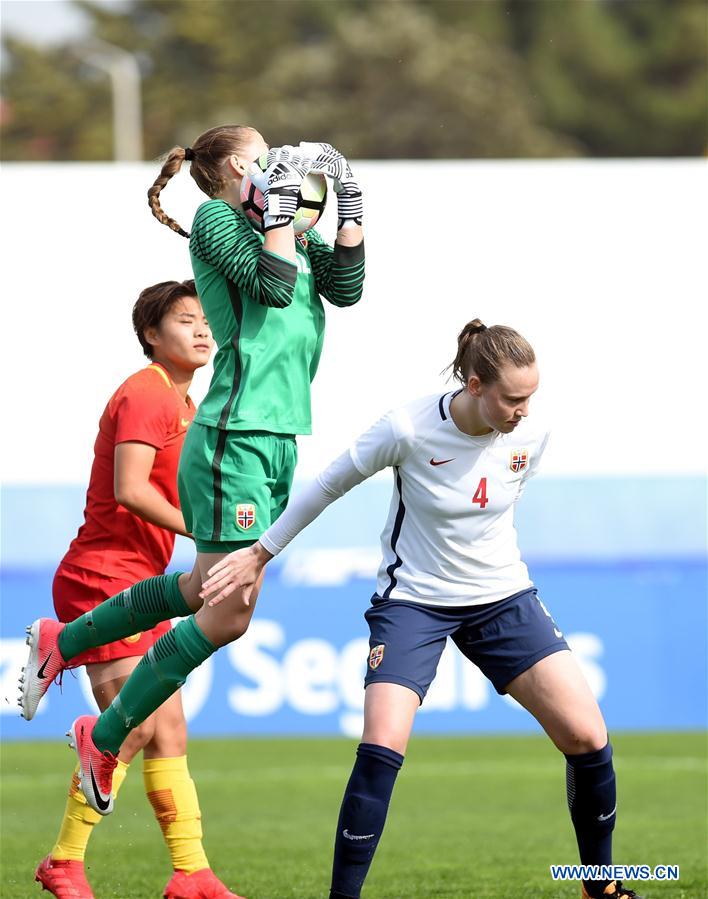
565,741,616,895
329,742,404,899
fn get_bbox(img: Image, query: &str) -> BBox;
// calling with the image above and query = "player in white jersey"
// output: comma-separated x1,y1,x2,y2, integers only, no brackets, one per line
200,320,641,899
349,389,549,607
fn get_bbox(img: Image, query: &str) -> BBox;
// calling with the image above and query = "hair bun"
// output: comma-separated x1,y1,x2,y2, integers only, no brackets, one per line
462,319,486,338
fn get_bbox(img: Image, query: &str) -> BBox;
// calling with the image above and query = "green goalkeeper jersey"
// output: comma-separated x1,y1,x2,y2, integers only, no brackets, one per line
189,199,365,435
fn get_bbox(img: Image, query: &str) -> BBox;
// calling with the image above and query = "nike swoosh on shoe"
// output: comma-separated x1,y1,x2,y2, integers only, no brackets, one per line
36,650,53,680
89,761,112,812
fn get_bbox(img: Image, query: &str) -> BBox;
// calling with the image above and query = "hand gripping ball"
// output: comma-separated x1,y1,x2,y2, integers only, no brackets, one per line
240,153,328,234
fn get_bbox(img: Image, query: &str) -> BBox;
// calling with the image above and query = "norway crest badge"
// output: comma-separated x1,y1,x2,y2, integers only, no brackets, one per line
236,503,256,530
369,644,385,670
510,449,529,473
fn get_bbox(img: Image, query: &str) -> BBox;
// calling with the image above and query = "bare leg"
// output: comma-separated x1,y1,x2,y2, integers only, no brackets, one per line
361,682,420,754
176,562,211,613
505,650,607,753
193,552,265,647
506,650,617,896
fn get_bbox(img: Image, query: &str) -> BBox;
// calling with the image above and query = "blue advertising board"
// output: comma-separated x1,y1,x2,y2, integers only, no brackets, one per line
1,477,706,739
1,558,706,740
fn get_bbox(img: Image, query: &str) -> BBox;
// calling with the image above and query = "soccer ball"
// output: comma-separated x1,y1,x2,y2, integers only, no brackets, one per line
240,154,328,234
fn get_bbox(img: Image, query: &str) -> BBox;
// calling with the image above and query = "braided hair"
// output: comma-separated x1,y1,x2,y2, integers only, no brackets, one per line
147,124,260,238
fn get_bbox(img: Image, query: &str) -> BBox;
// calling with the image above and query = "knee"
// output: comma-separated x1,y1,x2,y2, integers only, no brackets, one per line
215,615,252,646
556,725,609,757
230,616,251,640
361,726,410,757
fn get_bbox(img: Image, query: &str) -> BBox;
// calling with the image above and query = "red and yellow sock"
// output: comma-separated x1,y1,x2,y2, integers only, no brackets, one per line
51,759,129,861
144,755,209,874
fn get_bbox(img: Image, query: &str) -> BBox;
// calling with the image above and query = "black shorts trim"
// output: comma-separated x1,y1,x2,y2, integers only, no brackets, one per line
210,428,228,541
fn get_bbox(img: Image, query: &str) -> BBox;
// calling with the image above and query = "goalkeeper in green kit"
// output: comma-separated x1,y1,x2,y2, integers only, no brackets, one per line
20,126,365,827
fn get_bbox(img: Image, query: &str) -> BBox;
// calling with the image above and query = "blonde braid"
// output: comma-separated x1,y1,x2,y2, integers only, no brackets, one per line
147,147,190,238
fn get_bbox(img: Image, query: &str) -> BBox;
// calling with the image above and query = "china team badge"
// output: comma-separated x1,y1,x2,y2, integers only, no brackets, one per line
369,644,385,670
510,449,529,473
236,503,256,530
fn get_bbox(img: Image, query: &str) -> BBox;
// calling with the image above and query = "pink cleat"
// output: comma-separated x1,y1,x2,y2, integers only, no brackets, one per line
19,619,68,720
163,868,246,899
34,854,94,898
67,715,117,816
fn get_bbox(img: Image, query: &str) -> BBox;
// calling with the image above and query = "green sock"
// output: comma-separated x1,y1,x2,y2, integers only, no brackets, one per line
92,616,216,755
57,573,190,663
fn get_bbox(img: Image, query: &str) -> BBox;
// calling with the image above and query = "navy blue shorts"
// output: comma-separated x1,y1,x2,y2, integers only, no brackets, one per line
364,587,569,701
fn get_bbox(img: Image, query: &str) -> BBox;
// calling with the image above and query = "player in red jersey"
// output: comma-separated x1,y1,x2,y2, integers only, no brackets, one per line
30,281,241,899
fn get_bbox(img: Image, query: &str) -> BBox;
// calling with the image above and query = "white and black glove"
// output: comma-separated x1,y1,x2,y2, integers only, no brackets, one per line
299,141,363,231
248,151,312,231
256,145,300,168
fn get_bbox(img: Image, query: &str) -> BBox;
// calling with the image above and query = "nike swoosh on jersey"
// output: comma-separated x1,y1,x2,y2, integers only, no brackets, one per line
89,761,112,812
36,650,53,680
180,418,191,428
429,457,455,466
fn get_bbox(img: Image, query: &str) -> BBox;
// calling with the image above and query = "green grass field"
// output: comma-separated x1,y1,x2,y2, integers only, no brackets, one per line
1,733,706,898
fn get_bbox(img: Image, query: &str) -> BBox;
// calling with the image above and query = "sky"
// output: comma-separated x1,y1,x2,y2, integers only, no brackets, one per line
0,0,126,46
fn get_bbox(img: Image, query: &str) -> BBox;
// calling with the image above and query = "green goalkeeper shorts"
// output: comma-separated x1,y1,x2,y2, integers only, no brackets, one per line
178,423,298,553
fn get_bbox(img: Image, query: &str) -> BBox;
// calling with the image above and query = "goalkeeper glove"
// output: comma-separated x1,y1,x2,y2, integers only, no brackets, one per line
299,141,363,231
248,151,312,232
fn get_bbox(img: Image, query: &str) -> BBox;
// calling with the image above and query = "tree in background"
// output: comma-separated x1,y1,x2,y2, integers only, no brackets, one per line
512,0,708,156
1,0,705,161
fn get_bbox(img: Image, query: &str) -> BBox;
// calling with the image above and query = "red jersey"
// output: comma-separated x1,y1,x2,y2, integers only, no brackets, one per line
59,363,195,582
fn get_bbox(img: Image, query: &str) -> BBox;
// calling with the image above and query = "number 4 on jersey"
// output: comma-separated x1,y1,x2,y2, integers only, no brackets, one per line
472,477,488,509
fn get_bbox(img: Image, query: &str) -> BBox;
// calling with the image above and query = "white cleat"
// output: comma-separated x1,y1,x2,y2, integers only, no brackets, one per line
19,618,67,720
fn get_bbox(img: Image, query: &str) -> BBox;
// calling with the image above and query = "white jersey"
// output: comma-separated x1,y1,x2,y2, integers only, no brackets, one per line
349,392,549,606
260,391,549,608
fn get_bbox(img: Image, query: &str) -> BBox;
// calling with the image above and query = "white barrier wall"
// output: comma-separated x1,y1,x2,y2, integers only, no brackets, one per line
2,159,706,484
